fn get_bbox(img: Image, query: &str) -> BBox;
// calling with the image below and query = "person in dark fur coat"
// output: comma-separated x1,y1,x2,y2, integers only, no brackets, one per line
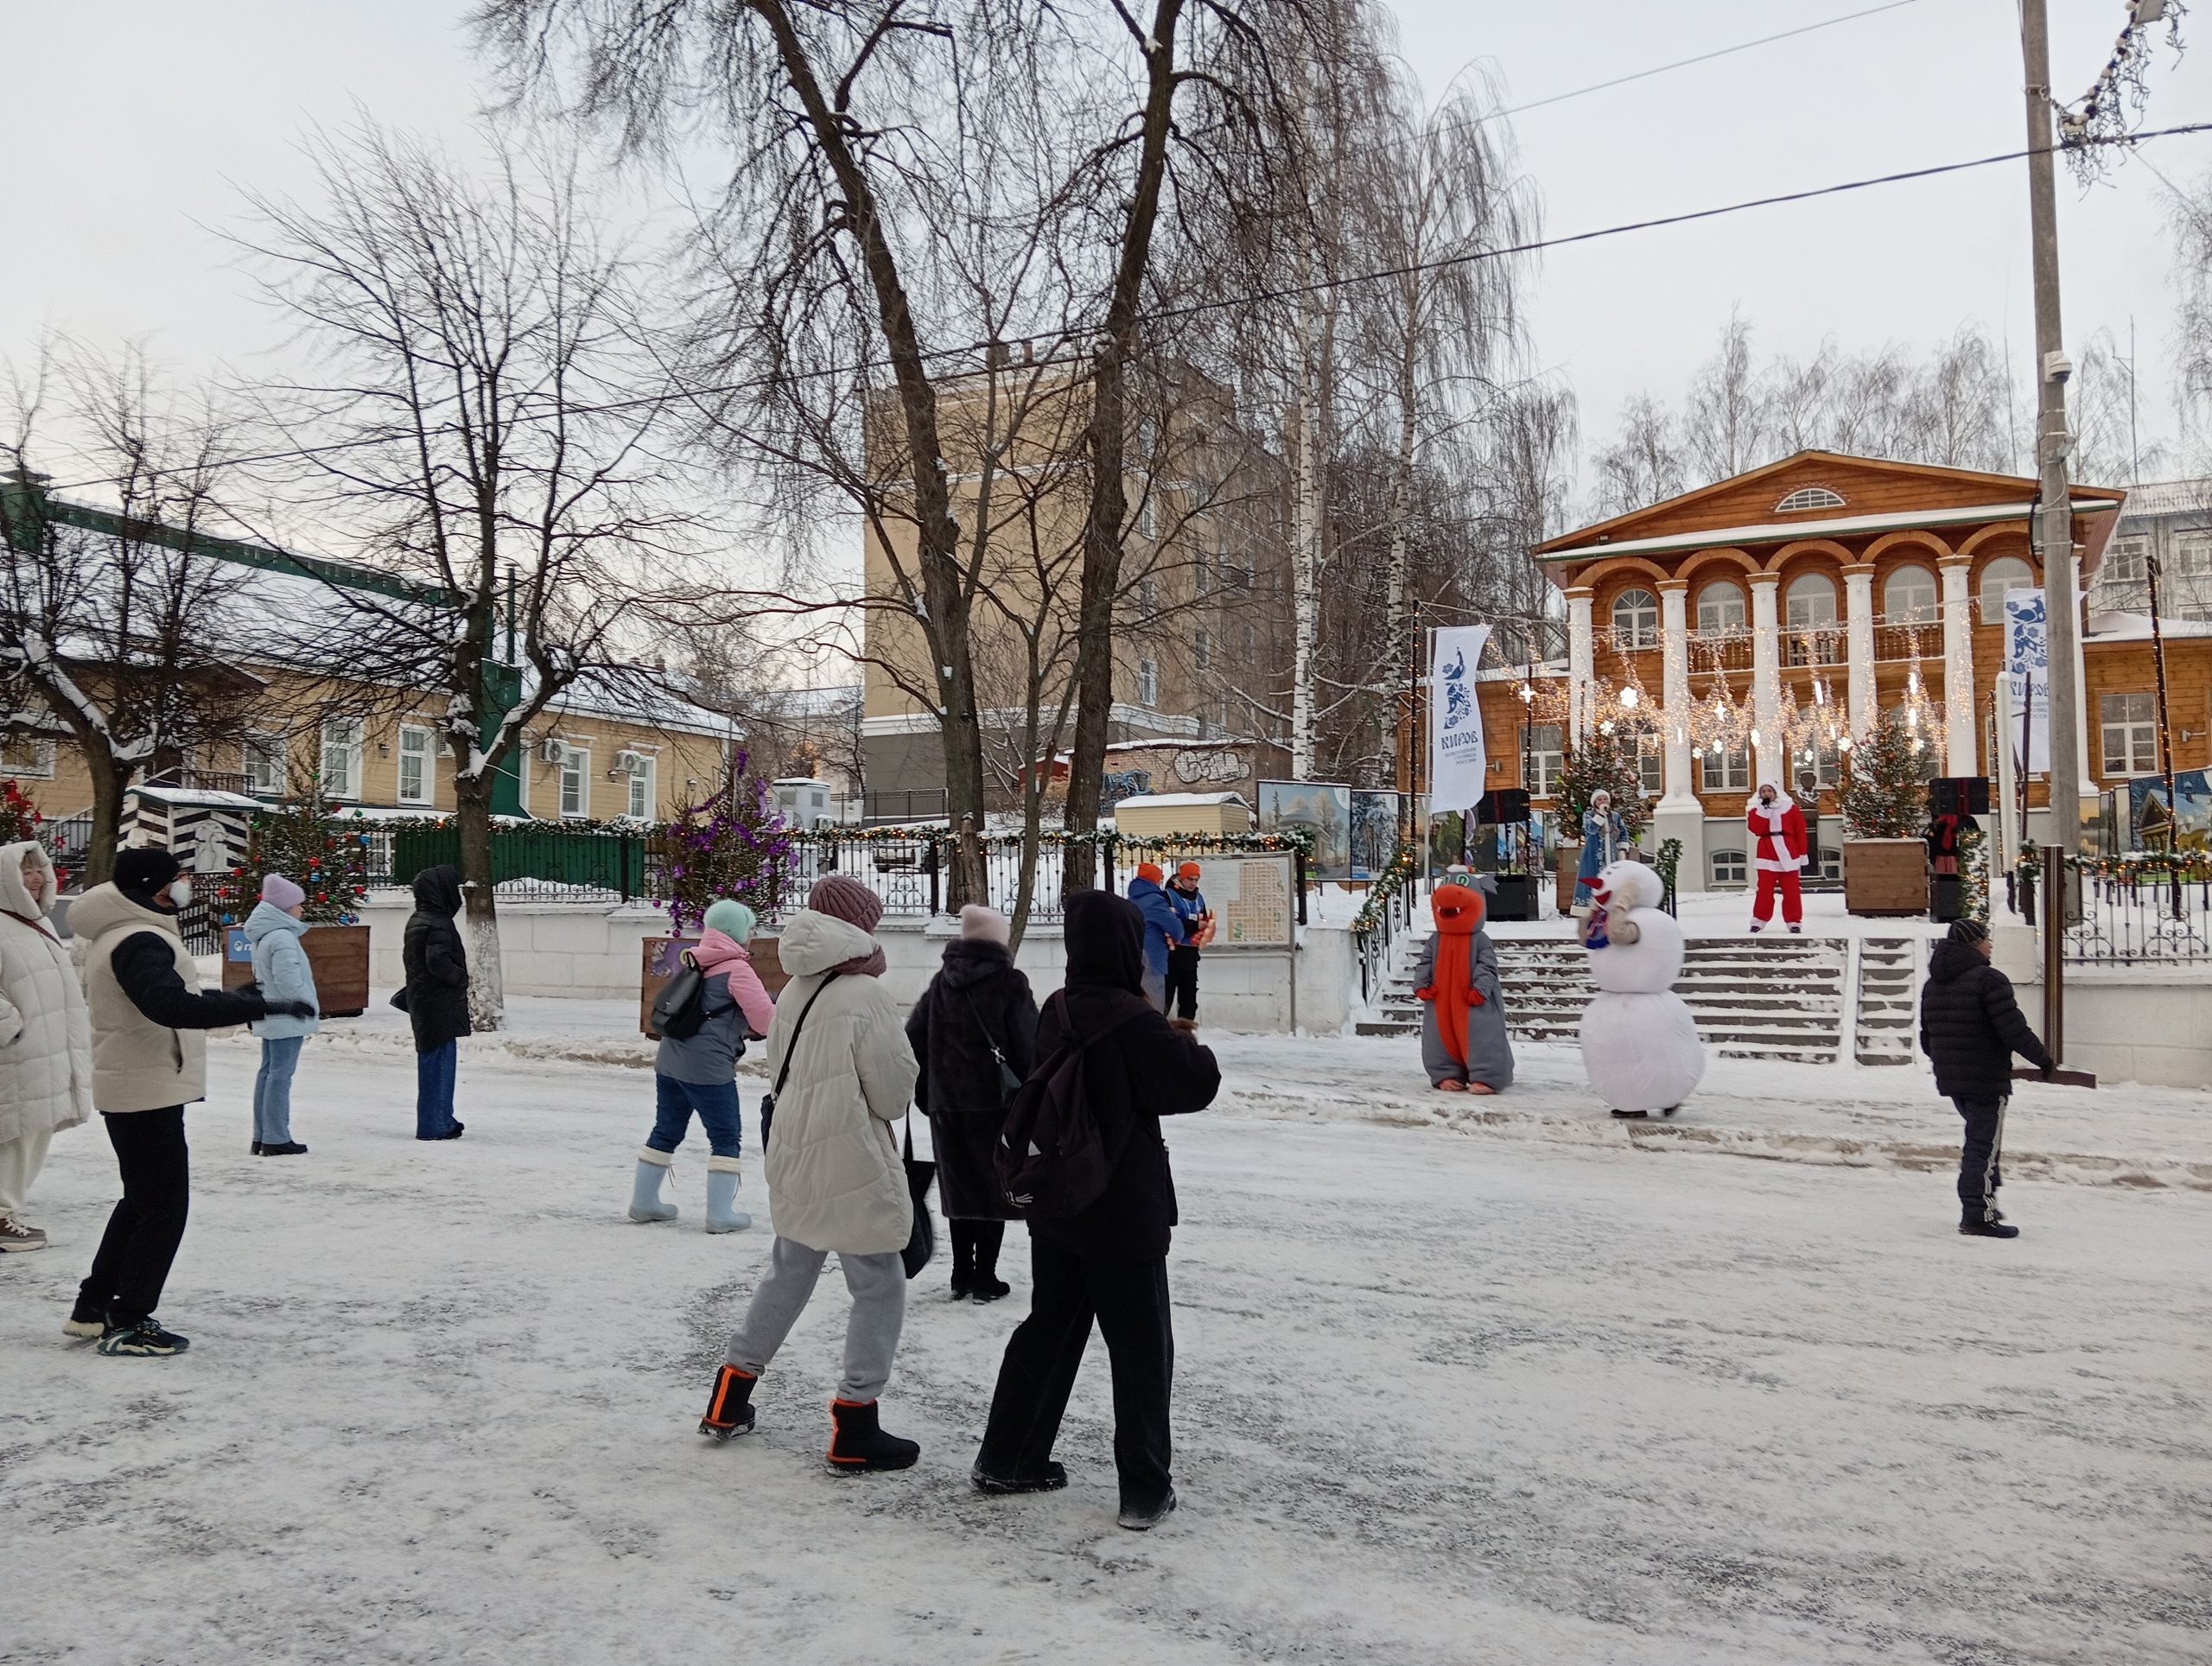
906,905,1039,1302
401,865,471,1141
1918,918,2055,1239
971,889,1219,1533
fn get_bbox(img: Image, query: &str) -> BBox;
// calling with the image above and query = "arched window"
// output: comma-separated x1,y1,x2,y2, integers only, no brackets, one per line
1784,571,1838,628
1785,571,1840,665
1884,564,1938,622
1695,580,1746,633
1611,588,1660,648
1978,555,2036,619
1777,486,1847,512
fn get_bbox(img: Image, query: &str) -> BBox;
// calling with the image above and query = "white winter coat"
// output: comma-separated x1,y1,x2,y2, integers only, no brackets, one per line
0,841,93,1145
760,910,918,1256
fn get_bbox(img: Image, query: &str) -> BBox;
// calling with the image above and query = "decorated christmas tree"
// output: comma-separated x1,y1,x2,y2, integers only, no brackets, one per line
0,778,41,845
659,752,796,933
1840,706,1929,837
1557,725,1649,841
222,775,372,929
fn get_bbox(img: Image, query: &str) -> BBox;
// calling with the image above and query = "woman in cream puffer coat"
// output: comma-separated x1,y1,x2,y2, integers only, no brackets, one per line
0,840,92,1250
699,876,925,1472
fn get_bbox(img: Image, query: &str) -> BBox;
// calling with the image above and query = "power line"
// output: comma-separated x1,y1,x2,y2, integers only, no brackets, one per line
1475,0,1928,127
40,118,2212,499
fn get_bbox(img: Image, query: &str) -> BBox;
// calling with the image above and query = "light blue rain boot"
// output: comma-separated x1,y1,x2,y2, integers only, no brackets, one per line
704,1155,752,1234
629,1148,678,1223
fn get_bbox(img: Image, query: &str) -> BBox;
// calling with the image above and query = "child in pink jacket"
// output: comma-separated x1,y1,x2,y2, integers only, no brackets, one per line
630,900,778,1231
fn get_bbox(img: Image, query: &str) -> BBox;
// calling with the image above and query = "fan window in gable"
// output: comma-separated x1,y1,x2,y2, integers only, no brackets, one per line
1776,486,1847,512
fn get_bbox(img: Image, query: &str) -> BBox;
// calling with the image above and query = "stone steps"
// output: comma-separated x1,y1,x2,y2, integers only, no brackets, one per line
1854,937,1921,1066
1358,931,1852,1062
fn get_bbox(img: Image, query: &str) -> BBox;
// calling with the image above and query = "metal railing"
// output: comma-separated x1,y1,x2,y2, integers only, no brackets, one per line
2015,857,2212,963
1352,846,1431,1003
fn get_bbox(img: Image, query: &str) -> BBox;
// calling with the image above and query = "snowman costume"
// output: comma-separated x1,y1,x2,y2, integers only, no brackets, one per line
1576,858,1705,1118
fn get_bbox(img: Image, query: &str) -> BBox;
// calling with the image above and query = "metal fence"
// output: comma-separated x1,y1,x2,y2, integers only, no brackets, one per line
1353,854,1431,1003
2067,870,2212,964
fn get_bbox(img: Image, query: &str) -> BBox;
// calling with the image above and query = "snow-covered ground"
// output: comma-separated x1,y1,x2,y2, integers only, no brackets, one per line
6,1002,2209,1663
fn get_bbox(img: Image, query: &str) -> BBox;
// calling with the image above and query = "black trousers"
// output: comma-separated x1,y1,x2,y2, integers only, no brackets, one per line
950,1218,1005,1276
1164,945,1200,1020
977,1238,1173,1508
1953,1096,2007,1221
79,1106,191,1326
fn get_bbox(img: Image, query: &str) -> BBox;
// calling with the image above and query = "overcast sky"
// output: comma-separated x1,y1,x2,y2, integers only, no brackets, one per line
5,0,2209,493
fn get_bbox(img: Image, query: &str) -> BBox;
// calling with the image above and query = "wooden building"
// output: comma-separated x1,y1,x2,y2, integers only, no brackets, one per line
1472,450,2185,892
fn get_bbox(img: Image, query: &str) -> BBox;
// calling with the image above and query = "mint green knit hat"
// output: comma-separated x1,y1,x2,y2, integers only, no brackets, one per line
703,899,757,941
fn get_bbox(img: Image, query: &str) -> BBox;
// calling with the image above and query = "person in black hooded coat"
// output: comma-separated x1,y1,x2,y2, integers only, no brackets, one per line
972,888,1220,1531
905,905,1038,1302
401,865,470,1141
1918,918,2055,1238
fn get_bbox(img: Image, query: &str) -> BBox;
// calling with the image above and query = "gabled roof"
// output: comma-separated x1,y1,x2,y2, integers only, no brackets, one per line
1535,451,2126,561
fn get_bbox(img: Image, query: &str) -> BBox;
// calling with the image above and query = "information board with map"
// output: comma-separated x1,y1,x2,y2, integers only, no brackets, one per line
1192,855,1294,949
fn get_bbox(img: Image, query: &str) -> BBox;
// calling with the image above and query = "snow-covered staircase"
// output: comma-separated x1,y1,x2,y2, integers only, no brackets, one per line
1852,938,1921,1066
1360,931,1853,1065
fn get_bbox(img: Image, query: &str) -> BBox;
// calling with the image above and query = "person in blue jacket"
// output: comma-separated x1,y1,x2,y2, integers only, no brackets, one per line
1125,862,1187,1012
1162,861,1208,1026
245,874,320,1157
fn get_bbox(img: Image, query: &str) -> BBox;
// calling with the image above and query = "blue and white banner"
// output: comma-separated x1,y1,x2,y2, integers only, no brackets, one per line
1428,625,1491,814
2000,588,2049,774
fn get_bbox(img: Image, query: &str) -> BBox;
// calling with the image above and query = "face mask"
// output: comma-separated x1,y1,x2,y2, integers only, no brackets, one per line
168,878,194,907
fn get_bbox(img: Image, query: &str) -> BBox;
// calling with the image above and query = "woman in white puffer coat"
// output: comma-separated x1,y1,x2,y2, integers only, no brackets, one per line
0,840,93,1250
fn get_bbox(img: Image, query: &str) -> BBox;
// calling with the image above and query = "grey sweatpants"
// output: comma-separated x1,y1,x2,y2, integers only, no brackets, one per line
724,1236,908,1402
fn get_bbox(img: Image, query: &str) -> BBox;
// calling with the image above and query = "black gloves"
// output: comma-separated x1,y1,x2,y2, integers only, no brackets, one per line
267,999,317,1020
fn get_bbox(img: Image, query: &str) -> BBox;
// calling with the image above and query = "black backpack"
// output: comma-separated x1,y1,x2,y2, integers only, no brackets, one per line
652,955,710,1040
996,989,1145,1219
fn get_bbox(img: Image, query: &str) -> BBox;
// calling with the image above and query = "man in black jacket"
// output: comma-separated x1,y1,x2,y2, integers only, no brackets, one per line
972,889,1220,1529
402,865,471,1140
67,848,311,1355
1918,918,2056,1240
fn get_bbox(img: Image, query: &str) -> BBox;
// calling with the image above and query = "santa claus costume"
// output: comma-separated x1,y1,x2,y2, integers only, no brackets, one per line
1745,783,1808,932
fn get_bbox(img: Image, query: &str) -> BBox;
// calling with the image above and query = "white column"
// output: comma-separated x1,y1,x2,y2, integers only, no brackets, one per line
1940,556,1977,775
1655,578,1707,890
1843,563,1876,739
1749,571,1782,785
1566,588,1594,744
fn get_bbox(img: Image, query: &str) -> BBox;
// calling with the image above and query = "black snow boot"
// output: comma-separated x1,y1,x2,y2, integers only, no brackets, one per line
699,1364,758,1440
1960,1215,2020,1239
949,1223,975,1300
972,1459,1068,1495
1117,1488,1179,1531
826,1399,920,1472
969,1222,1010,1303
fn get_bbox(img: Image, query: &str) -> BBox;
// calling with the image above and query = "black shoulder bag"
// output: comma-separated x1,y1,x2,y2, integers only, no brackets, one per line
756,971,841,1153
958,985,1026,1109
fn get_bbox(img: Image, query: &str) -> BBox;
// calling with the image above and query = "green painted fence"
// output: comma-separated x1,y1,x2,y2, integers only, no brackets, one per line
390,823,649,900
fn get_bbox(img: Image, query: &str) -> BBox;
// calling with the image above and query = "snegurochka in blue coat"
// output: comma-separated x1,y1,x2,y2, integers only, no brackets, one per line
1573,791,1629,909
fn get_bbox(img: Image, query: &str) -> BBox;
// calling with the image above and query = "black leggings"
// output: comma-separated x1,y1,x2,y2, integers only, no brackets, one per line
950,1218,1006,1275
80,1106,191,1326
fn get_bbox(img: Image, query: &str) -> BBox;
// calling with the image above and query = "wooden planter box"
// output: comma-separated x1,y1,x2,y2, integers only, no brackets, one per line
221,923,372,1017
639,935,787,1039
1556,843,1581,912
1844,839,1928,917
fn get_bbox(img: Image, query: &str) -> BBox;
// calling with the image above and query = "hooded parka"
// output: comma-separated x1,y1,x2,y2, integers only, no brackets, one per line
0,841,92,1144
906,937,1039,1218
758,908,919,1255
1030,891,1220,1260
402,866,471,1052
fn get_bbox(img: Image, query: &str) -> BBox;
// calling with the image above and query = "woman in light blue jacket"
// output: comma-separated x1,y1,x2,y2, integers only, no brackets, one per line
245,873,320,1156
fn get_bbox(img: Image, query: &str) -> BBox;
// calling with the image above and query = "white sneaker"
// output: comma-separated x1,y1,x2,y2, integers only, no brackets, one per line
0,1216,48,1252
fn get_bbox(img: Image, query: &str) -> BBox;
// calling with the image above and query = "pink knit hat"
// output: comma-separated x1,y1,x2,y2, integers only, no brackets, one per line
960,904,1011,945
807,874,883,934
261,873,307,910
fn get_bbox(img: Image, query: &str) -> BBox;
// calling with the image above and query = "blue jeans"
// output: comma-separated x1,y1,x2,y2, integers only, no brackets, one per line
648,1074,742,1159
416,1041,459,1138
253,1035,306,1144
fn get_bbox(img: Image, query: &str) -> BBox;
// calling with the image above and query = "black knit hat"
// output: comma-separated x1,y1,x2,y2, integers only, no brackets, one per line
1947,918,1989,944
113,847,182,897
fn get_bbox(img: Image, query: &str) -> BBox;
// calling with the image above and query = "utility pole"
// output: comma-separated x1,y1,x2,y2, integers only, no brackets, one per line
2022,0,2082,857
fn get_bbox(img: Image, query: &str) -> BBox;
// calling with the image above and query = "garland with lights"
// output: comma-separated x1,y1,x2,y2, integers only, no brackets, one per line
1349,841,1424,938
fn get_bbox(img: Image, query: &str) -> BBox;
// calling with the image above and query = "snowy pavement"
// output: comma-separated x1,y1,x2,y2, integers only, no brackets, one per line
5,1011,2210,1664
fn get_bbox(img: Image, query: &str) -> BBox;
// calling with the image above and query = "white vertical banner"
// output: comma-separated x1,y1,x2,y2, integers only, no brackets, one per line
1428,624,1492,814
2001,588,2050,773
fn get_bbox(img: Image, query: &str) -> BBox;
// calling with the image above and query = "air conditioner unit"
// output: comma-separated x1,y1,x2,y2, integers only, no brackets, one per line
540,734,567,766
608,749,644,779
